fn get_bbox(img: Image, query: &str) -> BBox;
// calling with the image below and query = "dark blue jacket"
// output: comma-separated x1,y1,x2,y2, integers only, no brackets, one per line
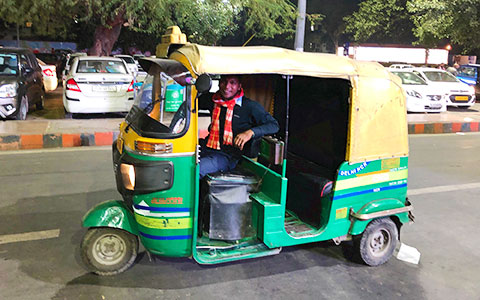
199,93,279,156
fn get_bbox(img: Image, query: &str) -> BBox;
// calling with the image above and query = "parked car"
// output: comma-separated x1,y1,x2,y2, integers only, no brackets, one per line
114,54,138,76
37,58,58,92
411,67,476,107
62,52,87,86
0,47,44,120
389,64,414,69
34,52,63,80
456,64,480,97
63,56,134,117
390,69,446,113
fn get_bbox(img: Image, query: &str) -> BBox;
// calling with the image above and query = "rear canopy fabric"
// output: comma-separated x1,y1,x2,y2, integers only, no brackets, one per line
163,44,408,163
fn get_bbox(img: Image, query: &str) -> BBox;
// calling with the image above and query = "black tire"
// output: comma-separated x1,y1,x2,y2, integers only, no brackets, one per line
354,218,398,266
15,95,28,120
36,92,45,110
81,228,138,276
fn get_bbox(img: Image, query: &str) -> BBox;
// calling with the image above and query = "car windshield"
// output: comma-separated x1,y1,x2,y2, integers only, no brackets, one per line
76,60,127,74
458,66,476,78
131,63,191,135
423,71,458,82
0,53,19,75
393,71,426,85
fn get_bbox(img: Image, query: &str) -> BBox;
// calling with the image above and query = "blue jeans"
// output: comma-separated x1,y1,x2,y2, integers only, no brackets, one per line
199,143,239,179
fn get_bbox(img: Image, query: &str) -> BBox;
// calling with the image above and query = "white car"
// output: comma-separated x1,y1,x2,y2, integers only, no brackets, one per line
114,55,138,76
389,64,414,69
63,56,134,116
62,52,87,86
411,67,476,107
37,58,58,92
390,69,446,113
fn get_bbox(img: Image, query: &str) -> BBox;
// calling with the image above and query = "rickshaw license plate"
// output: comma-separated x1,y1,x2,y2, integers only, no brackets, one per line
455,96,469,101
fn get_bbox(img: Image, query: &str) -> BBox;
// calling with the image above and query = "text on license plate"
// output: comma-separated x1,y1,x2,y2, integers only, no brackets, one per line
430,103,442,108
455,96,469,101
93,85,117,92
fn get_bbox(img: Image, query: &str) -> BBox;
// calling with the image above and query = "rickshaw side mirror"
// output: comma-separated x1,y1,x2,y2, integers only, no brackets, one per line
195,74,212,93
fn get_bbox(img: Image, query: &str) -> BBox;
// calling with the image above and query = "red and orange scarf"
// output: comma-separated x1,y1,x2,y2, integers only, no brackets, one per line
206,89,244,150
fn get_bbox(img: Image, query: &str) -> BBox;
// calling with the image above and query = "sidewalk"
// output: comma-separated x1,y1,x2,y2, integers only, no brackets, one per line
1,104,479,151
407,104,480,134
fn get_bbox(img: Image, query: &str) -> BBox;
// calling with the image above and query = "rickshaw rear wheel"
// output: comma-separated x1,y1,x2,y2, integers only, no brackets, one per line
355,218,398,266
81,227,139,276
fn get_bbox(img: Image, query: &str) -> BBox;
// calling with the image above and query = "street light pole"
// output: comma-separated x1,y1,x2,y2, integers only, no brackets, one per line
294,0,306,52
16,22,20,47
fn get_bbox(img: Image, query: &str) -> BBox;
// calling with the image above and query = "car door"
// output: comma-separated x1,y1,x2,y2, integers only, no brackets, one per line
26,53,43,103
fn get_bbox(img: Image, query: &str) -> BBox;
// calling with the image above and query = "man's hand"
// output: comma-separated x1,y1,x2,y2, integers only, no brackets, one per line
234,129,254,150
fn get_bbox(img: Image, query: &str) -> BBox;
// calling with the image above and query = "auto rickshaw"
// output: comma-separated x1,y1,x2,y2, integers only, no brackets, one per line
80,43,414,275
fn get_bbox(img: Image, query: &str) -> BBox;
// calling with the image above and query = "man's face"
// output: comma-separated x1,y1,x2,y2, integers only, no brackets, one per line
219,76,241,100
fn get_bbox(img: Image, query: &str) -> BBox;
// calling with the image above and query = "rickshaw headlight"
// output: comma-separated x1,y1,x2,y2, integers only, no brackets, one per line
135,141,173,154
120,163,135,190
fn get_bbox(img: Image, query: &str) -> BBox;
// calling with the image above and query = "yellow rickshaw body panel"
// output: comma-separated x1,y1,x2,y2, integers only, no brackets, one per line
169,44,408,163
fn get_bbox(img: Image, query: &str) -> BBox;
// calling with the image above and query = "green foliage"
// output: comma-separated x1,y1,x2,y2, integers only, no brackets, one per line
0,0,295,47
407,0,480,52
0,0,77,39
344,0,414,44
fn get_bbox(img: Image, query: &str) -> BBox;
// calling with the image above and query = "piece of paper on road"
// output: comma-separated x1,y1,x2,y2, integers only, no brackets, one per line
396,243,421,264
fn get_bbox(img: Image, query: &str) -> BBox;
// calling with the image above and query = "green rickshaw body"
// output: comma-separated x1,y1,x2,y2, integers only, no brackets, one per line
81,42,413,270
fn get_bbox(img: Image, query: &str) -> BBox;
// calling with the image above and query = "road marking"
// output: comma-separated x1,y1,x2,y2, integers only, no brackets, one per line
408,182,480,196
0,229,60,245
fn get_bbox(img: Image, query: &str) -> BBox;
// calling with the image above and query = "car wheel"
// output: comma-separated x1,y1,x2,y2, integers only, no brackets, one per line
354,218,398,266
16,95,28,120
36,91,45,110
81,228,138,276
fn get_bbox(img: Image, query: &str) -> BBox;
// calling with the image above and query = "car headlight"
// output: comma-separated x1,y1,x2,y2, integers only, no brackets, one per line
0,83,18,98
406,89,422,98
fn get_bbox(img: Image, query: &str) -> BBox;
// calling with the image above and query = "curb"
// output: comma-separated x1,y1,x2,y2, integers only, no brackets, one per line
0,123,478,151
0,131,120,151
408,122,479,134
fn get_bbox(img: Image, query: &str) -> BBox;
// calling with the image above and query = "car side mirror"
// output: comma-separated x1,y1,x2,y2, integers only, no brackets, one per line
195,74,212,93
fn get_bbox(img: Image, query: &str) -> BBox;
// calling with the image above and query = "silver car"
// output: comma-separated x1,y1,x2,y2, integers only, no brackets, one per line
63,56,134,116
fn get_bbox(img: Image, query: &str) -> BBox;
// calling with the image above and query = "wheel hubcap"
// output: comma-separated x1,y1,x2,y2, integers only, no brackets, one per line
369,229,391,257
92,234,127,266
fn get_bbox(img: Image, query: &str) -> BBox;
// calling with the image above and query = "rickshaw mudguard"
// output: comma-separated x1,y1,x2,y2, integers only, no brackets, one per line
349,198,411,236
82,200,139,235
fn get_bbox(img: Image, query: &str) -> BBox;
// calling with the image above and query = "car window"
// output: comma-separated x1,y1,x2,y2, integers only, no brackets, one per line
76,60,128,74
119,56,135,64
392,72,426,85
458,66,476,78
423,71,458,82
20,54,29,68
412,71,425,81
0,53,19,75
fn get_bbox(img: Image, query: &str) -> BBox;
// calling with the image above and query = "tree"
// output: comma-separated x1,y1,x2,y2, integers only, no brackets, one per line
305,0,361,53
0,0,296,55
407,0,480,53
343,0,415,44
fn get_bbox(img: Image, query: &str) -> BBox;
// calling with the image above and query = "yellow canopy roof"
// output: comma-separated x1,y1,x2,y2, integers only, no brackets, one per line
169,44,408,163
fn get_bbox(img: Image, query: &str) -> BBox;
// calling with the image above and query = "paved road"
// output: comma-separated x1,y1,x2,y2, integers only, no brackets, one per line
1,133,479,300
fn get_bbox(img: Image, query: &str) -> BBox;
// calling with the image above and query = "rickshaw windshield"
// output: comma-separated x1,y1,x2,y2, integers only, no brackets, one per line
127,63,192,138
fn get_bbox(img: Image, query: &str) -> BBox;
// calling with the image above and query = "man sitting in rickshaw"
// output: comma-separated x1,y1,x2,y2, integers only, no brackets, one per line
198,75,279,178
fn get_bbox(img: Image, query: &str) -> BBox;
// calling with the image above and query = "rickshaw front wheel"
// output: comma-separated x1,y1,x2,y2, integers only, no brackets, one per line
355,218,398,266
81,227,139,276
